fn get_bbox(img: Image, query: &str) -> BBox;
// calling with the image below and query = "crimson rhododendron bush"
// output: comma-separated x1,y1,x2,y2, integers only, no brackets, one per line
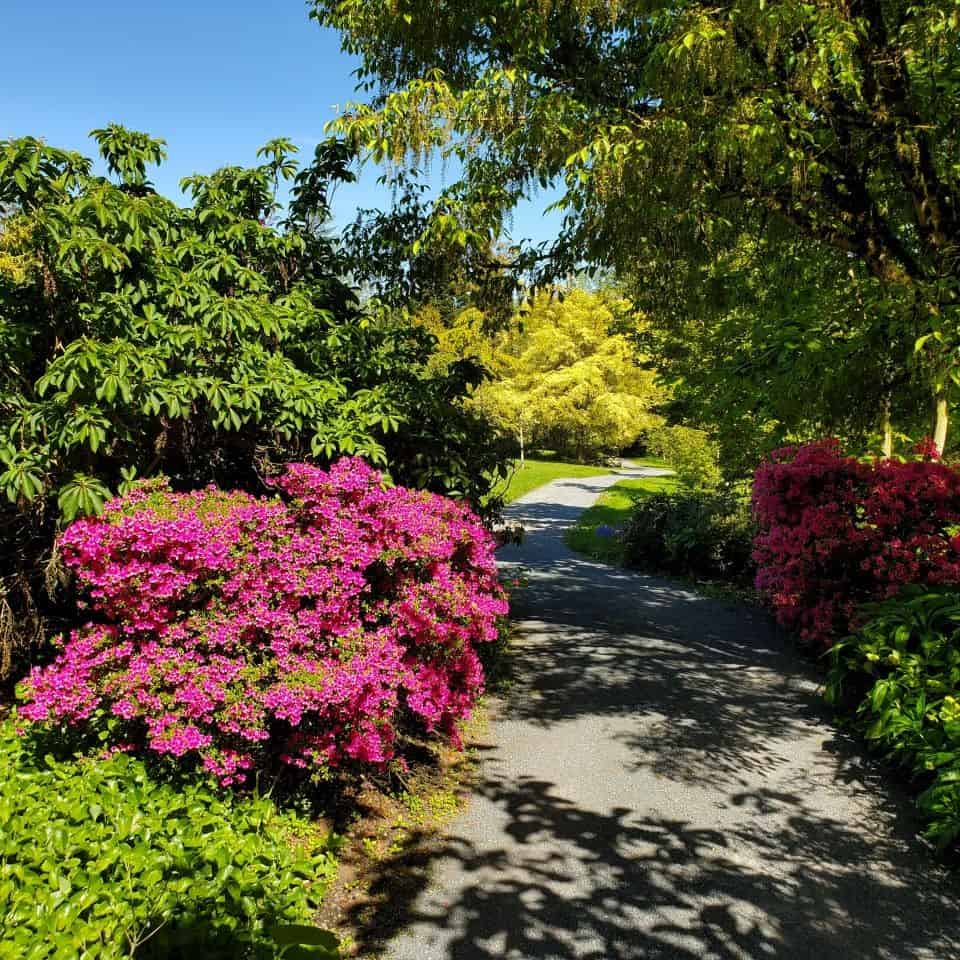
18,459,507,784
752,440,960,646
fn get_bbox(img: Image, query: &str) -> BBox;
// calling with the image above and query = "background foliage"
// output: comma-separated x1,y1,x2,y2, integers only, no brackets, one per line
644,424,721,491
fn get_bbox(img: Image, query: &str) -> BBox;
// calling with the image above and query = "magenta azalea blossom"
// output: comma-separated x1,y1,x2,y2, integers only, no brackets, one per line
753,440,960,646
19,459,508,784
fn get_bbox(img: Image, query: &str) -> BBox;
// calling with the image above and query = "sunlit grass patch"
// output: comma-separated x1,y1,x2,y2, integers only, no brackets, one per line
566,470,678,564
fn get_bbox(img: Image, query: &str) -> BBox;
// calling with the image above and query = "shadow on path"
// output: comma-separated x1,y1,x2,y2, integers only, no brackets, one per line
382,470,959,960
378,770,958,960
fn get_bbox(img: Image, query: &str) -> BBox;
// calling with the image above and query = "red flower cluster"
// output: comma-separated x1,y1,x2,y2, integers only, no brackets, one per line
752,439,960,646
19,459,507,784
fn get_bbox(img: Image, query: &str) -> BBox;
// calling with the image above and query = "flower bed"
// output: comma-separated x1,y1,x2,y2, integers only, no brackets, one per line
752,439,960,646
18,458,507,784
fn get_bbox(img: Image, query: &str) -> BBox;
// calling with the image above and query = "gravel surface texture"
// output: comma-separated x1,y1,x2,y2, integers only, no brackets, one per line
386,465,960,959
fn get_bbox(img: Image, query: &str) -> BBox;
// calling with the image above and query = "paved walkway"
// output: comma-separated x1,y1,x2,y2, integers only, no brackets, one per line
387,465,960,959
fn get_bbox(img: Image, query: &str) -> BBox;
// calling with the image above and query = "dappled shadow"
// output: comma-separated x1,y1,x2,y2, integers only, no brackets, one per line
499,501,592,537
497,553,813,791
378,477,960,958
384,774,958,959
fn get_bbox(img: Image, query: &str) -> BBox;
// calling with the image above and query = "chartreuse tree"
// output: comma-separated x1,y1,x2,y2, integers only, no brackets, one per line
0,126,506,677
466,288,665,462
313,0,960,449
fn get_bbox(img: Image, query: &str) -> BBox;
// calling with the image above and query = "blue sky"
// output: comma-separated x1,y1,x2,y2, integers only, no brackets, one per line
2,0,560,245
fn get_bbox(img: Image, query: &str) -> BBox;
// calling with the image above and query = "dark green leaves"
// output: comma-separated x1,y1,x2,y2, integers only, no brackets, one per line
0,127,401,522
56,475,111,521
828,587,960,849
270,924,341,957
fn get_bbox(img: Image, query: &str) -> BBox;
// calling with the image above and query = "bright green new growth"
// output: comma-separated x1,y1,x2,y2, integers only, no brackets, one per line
646,425,721,491
0,722,339,959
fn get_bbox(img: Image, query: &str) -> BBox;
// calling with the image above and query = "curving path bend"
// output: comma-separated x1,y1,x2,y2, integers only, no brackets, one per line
387,464,959,959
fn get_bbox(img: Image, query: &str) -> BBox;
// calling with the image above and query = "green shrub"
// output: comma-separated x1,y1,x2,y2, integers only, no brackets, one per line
826,587,960,850
646,425,721,491
621,490,754,582
0,722,339,959
0,127,507,683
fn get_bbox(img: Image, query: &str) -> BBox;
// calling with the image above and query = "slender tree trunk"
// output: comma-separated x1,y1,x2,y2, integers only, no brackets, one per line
881,394,893,458
518,421,525,466
932,390,949,453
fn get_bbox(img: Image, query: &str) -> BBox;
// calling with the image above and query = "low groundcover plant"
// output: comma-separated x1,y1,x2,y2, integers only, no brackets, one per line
0,725,339,959
17,457,508,784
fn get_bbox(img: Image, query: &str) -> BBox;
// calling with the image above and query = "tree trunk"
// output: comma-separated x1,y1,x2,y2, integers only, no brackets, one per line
518,421,525,466
881,395,893,458
932,390,949,453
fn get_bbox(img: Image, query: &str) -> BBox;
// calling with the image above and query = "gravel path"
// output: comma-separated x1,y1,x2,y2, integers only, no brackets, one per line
386,465,959,959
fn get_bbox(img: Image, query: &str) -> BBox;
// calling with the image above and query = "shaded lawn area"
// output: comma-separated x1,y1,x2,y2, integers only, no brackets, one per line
565,470,679,563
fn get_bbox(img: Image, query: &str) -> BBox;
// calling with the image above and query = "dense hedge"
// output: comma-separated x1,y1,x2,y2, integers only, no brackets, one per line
18,458,507,784
621,490,754,582
753,440,960,646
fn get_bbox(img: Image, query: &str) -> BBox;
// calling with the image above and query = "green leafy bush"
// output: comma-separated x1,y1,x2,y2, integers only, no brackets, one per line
826,588,960,850
621,490,754,582
646,425,721,491
0,722,339,959
0,127,507,682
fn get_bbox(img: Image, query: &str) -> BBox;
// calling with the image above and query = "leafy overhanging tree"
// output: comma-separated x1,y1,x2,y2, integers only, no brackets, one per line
0,126,506,679
627,226,930,473
339,167,514,320
313,0,960,447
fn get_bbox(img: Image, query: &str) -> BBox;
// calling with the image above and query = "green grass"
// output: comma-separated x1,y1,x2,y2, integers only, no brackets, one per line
498,458,611,504
565,471,679,564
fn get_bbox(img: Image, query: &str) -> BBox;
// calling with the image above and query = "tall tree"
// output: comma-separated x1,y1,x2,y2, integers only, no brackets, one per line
313,0,960,445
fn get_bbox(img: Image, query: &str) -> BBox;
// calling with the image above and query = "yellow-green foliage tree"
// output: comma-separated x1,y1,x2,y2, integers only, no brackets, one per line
416,304,497,377
464,289,664,463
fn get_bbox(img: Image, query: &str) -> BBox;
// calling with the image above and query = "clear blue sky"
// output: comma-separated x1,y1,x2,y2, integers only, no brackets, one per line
2,0,560,245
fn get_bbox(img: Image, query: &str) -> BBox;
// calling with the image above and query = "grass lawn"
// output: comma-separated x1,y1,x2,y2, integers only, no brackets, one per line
565,471,679,564
498,458,611,504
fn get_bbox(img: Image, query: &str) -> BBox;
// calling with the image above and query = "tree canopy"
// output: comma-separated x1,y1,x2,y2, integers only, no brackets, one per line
627,227,929,473
424,288,665,461
314,0,960,447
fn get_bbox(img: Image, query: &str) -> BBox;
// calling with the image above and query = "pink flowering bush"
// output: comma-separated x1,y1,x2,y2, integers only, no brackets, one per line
18,458,508,785
752,439,960,646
